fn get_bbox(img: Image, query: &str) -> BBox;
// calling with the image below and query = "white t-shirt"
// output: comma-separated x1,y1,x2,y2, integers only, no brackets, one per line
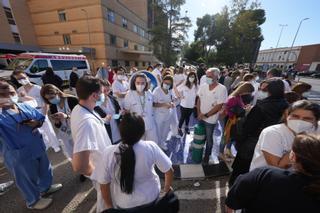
250,124,295,171
199,75,207,85
153,86,173,113
282,80,292,92
152,68,162,83
177,84,198,109
91,140,172,209
124,90,155,130
112,80,129,108
197,83,228,124
173,74,185,86
71,105,112,167
17,85,44,108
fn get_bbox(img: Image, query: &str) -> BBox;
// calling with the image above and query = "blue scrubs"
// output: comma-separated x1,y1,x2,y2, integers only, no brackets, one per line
0,103,53,207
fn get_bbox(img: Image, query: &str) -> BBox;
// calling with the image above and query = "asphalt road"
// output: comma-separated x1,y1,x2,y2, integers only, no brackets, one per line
0,149,230,213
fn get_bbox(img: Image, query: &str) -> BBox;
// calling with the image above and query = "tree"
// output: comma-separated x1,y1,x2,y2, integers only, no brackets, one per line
150,0,191,65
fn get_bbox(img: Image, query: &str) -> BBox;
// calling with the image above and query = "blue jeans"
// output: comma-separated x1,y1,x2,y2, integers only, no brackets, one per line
200,120,216,159
4,148,52,207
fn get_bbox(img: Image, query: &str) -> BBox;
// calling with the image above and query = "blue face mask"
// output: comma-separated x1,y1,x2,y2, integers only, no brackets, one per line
206,77,213,85
49,96,60,105
96,93,105,106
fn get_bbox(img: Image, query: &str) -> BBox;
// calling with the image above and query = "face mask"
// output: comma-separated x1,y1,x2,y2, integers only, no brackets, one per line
257,91,268,100
18,79,30,86
95,93,105,106
206,77,213,85
117,75,123,81
136,84,145,92
302,92,310,97
49,96,60,105
10,95,19,104
287,119,314,134
189,77,195,83
162,83,171,90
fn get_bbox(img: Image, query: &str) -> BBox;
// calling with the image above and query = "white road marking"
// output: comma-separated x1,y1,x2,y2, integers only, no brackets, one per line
62,187,95,213
175,187,226,200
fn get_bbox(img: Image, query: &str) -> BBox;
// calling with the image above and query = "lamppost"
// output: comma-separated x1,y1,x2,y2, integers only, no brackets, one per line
271,24,287,64
283,18,310,71
81,9,94,71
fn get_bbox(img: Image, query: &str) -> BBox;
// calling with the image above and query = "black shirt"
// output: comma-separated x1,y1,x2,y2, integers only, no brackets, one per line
226,167,320,213
69,72,79,88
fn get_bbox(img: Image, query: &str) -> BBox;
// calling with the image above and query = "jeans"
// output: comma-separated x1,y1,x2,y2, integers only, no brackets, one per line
200,120,216,159
178,106,194,129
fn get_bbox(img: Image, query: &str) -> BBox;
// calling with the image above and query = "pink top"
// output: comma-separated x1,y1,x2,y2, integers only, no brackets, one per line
225,95,244,117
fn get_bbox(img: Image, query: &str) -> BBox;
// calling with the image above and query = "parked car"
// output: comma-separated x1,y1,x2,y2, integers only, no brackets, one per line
297,71,315,77
311,73,320,79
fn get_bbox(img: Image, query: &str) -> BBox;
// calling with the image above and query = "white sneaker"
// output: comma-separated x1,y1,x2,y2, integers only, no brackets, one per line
0,181,14,196
28,198,52,210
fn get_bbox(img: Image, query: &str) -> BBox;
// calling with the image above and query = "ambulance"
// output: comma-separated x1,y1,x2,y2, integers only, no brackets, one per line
4,52,90,86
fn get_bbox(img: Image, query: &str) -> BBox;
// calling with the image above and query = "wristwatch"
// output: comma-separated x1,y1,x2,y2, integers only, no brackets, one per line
204,113,209,118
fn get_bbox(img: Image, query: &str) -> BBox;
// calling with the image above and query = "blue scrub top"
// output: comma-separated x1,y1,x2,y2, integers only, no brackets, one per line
0,103,46,159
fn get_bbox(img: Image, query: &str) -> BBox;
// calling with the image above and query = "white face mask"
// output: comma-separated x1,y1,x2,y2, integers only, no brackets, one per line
136,84,145,92
287,119,314,134
257,91,268,100
117,75,123,81
18,79,30,86
189,77,195,83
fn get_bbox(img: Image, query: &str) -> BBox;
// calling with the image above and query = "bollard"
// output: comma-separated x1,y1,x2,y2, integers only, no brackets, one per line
192,124,206,163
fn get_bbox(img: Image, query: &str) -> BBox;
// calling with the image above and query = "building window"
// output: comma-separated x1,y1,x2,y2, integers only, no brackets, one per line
58,10,66,22
3,6,15,25
110,35,116,46
141,29,145,37
12,32,21,43
63,34,71,45
123,40,128,48
135,61,139,67
133,24,138,33
122,17,128,28
134,44,138,50
111,60,118,67
142,61,146,67
148,61,151,66
125,60,130,67
107,9,115,23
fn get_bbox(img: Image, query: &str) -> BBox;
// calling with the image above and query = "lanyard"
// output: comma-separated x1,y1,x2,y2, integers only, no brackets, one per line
138,93,146,114
79,104,104,124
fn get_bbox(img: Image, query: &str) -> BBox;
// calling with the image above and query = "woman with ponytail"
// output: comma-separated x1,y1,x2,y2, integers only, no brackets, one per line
92,112,174,210
226,134,320,212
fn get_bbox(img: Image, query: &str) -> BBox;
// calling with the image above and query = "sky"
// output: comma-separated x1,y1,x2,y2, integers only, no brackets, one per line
181,0,320,50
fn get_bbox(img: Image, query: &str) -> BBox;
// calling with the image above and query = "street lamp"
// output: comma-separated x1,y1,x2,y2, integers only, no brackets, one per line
283,17,310,71
271,24,287,64
81,9,94,71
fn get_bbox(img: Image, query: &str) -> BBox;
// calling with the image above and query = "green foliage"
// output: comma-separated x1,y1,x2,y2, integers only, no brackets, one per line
183,0,265,67
150,0,191,65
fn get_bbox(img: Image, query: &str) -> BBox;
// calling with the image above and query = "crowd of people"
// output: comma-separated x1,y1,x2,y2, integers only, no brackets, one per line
0,62,319,212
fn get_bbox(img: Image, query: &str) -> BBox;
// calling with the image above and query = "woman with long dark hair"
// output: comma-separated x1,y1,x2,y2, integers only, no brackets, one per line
177,71,198,135
226,134,320,212
92,112,173,210
229,78,289,185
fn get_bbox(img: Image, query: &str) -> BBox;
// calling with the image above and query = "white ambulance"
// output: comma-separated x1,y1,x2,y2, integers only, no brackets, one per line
4,52,90,86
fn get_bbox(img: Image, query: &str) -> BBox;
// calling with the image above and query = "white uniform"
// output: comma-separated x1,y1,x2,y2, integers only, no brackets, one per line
56,99,74,160
100,97,121,143
153,87,174,147
112,80,129,109
91,140,172,209
17,85,60,151
71,105,112,213
177,84,198,109
124,90,158,144
250,124,295,171
173,74,186,86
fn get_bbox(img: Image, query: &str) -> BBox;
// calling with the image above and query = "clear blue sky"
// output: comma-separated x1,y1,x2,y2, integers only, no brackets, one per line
181,0,320,50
